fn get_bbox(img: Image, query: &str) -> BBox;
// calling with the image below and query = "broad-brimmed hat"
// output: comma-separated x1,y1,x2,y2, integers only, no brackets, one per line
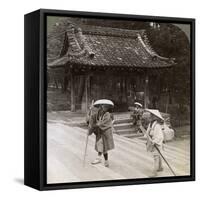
145,109,164,121
134,102,143,108
93,99,114,107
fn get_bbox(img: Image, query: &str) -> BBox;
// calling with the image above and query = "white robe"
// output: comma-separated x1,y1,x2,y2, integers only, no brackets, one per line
146,121,164,155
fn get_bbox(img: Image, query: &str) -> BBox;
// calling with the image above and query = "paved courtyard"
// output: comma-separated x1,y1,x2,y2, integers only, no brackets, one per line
47,112,190,184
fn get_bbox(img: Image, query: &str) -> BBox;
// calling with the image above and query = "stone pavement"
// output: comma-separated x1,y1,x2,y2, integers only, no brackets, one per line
47,117,190,184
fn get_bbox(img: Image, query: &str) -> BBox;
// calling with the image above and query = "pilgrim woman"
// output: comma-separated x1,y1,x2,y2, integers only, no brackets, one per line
145,109,164,177
90,102,115,167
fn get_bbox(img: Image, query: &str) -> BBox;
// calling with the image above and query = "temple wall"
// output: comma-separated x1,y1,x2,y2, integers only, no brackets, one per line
78,74,148,112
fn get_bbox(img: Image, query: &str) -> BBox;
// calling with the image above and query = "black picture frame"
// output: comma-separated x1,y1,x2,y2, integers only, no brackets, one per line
24,9,195,191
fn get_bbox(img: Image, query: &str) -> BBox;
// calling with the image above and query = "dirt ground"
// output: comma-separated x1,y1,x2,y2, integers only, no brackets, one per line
47,111,191,184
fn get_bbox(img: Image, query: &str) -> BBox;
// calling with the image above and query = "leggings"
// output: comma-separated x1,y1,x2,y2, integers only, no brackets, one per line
98,152,108,160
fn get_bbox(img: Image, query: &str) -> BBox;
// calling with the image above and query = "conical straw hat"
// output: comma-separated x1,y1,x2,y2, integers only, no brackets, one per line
134,102,143,107
93,99,114,107
145,109,164,121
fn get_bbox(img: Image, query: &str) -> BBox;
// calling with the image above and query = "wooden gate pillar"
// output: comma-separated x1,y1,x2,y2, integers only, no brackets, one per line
144,73,149,109
85,74,91,112
70,71,75,112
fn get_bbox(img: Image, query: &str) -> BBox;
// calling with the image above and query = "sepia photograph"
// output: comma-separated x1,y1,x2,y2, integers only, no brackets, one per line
46,14,192,184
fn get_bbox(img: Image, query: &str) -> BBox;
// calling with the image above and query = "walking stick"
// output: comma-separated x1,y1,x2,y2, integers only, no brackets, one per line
139,125,176,176
83,133,89,167
83,99,95,167
154,145,176,176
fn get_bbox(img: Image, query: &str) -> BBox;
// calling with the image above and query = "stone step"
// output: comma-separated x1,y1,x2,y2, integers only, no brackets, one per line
120,133,144,138
114,123,134,130
115,128,137,135
114,118,133,124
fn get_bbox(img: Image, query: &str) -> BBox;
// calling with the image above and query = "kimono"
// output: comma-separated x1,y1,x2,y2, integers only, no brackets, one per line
95,111,115,153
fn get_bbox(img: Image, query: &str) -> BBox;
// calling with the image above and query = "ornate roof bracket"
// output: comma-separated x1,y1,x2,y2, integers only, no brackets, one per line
137,33,176,64
76,28,95,58
65,24,95,59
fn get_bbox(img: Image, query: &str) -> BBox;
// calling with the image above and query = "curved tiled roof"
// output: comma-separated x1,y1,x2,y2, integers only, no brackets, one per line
47,22,175,69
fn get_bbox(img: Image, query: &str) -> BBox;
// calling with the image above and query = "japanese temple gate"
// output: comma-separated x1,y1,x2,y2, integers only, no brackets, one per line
47,22,175,112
